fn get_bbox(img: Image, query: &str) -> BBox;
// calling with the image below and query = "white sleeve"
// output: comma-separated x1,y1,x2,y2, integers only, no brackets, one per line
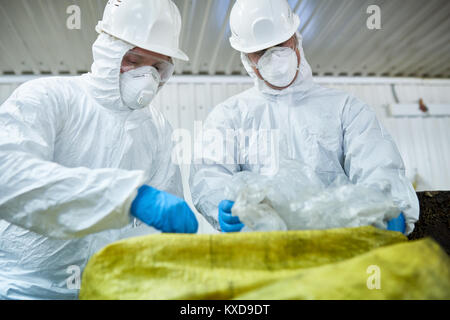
189,104,241,230
342,97,419,235
0,81,145,239
149,117,184,199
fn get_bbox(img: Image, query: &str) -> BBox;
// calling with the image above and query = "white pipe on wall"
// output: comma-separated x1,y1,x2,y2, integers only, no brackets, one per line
2,74,450,85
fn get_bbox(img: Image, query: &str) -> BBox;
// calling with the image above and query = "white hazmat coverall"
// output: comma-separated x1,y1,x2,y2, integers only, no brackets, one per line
0,33,182,299
189,34,419,235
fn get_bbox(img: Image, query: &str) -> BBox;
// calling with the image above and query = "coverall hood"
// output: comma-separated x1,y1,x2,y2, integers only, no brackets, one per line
83,33,134,111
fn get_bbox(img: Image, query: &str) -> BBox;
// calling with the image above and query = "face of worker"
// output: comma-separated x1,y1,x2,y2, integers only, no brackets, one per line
247,35,301,91
120,47,173,74
119,47,175,110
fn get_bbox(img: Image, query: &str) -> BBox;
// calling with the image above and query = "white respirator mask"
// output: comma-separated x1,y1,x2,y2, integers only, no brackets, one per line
256,46,299,88
120,66,161,110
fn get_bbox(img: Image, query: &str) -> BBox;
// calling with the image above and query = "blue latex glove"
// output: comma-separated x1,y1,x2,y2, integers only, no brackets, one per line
130,185,198,233
387,212,406,234
218,200,244,232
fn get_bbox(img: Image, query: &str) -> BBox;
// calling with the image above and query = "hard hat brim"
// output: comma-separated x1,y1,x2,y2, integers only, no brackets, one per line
141,43,190,62
230,15,300,54
98,26,190,62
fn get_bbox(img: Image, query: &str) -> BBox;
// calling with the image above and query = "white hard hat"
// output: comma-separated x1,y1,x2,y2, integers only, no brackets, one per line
229,0,300,53
96,0,189,61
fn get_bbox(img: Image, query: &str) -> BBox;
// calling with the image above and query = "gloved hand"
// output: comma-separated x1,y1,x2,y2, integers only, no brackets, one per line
130,185,198,233
387,212,406,234
218,200,244,232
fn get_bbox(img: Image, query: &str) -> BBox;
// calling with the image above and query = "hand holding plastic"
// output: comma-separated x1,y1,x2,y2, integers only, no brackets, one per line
218,200,245,232
387,212,406,234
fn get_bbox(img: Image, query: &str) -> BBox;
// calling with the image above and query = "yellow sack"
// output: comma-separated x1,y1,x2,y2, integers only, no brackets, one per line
79,226,450,300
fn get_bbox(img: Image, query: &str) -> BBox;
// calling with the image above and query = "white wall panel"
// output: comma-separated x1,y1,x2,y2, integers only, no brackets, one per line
1,77,449,192
0,83,19,105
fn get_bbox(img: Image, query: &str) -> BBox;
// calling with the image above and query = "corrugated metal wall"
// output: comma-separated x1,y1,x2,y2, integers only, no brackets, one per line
320,81,450,192
1,0,449,78
1,77,449,191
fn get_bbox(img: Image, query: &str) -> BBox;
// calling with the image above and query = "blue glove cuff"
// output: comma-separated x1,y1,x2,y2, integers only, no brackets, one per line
130,185,198,234
130,185,160,223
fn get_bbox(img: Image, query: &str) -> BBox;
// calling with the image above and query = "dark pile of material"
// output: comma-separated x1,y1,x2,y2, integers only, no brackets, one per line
408,191,450,255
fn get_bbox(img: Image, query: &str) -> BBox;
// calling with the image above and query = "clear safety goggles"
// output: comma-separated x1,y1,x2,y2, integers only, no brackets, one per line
121,49,175,83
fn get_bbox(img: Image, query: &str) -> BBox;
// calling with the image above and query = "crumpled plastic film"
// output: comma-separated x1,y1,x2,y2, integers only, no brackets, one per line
224,160,400,232
79,226,450,300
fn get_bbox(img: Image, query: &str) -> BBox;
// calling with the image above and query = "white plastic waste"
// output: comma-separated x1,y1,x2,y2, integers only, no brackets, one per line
224,160,400,232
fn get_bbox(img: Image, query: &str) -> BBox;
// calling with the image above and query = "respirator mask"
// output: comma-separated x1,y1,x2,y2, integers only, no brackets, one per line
120,49,175,110
244,36,300,88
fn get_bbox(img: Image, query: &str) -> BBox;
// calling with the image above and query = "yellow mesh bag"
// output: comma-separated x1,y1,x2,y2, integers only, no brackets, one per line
80,226,450,300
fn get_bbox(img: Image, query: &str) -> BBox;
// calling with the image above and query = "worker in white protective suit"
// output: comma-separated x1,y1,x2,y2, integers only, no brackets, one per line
0,0,198,300
189,0,419,234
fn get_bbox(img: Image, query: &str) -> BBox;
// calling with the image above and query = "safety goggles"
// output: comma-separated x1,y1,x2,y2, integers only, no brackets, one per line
121,49,175,83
